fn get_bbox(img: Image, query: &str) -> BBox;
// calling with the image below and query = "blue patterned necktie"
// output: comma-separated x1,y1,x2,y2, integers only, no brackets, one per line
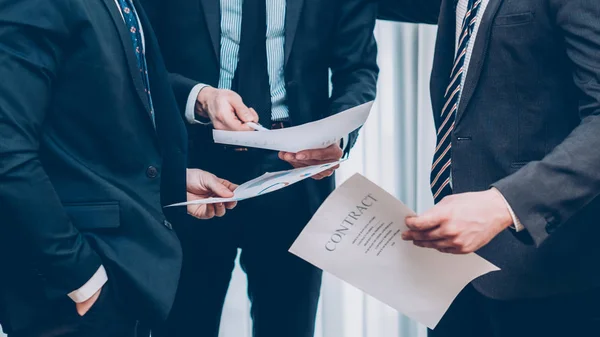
116,0,155,127
430,0,482,204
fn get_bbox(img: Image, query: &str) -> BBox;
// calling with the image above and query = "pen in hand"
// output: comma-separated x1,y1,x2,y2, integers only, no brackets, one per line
245,122,269,131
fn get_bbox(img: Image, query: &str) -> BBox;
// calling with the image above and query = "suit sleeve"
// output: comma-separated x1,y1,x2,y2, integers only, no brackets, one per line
169,73,205,119
138,0,205,117
492,0,600,247
328,0,379,155
0,0,103,299
378,0,442,24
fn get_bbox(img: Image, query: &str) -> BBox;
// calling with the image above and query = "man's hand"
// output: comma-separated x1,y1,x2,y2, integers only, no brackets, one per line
196,87,259,131
278,144,343,180
186,169,238,219
402,189,514,254
75,287,102,316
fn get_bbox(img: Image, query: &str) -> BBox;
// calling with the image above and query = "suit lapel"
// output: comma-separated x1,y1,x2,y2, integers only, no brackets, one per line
200,0,221,61
284,0,305,67
455,0,504,124
136,2,178,148
101,0,152,116
430,0,458,118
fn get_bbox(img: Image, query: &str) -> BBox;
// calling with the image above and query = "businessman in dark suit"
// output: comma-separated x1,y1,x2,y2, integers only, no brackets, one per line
139,0,378,336
381,0,600,336
0,0,237,336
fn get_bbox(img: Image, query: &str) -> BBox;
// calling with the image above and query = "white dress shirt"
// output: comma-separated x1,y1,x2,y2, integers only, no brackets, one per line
455,0,523,231
455,0,490,103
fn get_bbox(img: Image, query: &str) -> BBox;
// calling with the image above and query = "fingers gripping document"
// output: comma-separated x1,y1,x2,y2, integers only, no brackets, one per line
166,160,344,207
213,101,374,152
289,174,500,329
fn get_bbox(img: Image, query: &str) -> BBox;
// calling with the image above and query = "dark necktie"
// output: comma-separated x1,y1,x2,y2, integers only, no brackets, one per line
430,0,482,203
232,0,273,127
116,0,155,127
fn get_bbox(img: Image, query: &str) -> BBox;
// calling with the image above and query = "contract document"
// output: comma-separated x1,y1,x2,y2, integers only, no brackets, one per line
166,160,344,207
213,101,374,152
289,174,499,329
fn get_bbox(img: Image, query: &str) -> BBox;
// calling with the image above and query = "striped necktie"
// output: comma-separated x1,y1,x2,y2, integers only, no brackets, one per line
430,0,482,204
116,0,155,127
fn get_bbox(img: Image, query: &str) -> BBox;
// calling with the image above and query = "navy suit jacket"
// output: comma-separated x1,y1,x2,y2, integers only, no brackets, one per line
0,0,188,331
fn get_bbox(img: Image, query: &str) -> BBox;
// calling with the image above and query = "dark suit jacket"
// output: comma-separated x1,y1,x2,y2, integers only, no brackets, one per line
140,0,379,213
379,0,441,23
380,0,600,300
0,0,188,332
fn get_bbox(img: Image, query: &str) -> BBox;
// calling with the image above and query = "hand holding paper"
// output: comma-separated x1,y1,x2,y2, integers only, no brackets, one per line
168,160,345,207
185,169,238,219
403,189,514,254
213,101,373,152
289,174,499,329
279,144,344,180
195,87,259,131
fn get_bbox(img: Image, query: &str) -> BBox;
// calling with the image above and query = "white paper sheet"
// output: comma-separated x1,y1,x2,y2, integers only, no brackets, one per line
166,160,344,207
289,173,499,329
213,101,374,152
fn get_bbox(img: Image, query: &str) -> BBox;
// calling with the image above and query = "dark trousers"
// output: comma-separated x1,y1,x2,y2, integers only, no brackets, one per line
430,284,600,337
9,283,138,337
154,151,322,337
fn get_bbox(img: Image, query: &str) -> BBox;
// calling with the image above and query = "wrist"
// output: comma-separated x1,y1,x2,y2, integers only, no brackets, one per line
489,189,514,229
195,86,216,119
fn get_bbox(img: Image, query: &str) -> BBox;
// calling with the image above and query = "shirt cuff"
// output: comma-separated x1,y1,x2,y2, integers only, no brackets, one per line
185,83,212,125
492,187,525,232
68,265,108,303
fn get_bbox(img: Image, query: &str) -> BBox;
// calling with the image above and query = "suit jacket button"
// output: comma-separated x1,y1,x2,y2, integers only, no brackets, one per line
545,215,560,234
146,166,158,179
546,223,556,234
164,220,173,230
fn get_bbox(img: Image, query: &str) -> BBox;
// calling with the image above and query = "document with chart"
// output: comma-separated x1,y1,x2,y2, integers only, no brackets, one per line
213,101,374,152
166,160,344,207
289,174,499,329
